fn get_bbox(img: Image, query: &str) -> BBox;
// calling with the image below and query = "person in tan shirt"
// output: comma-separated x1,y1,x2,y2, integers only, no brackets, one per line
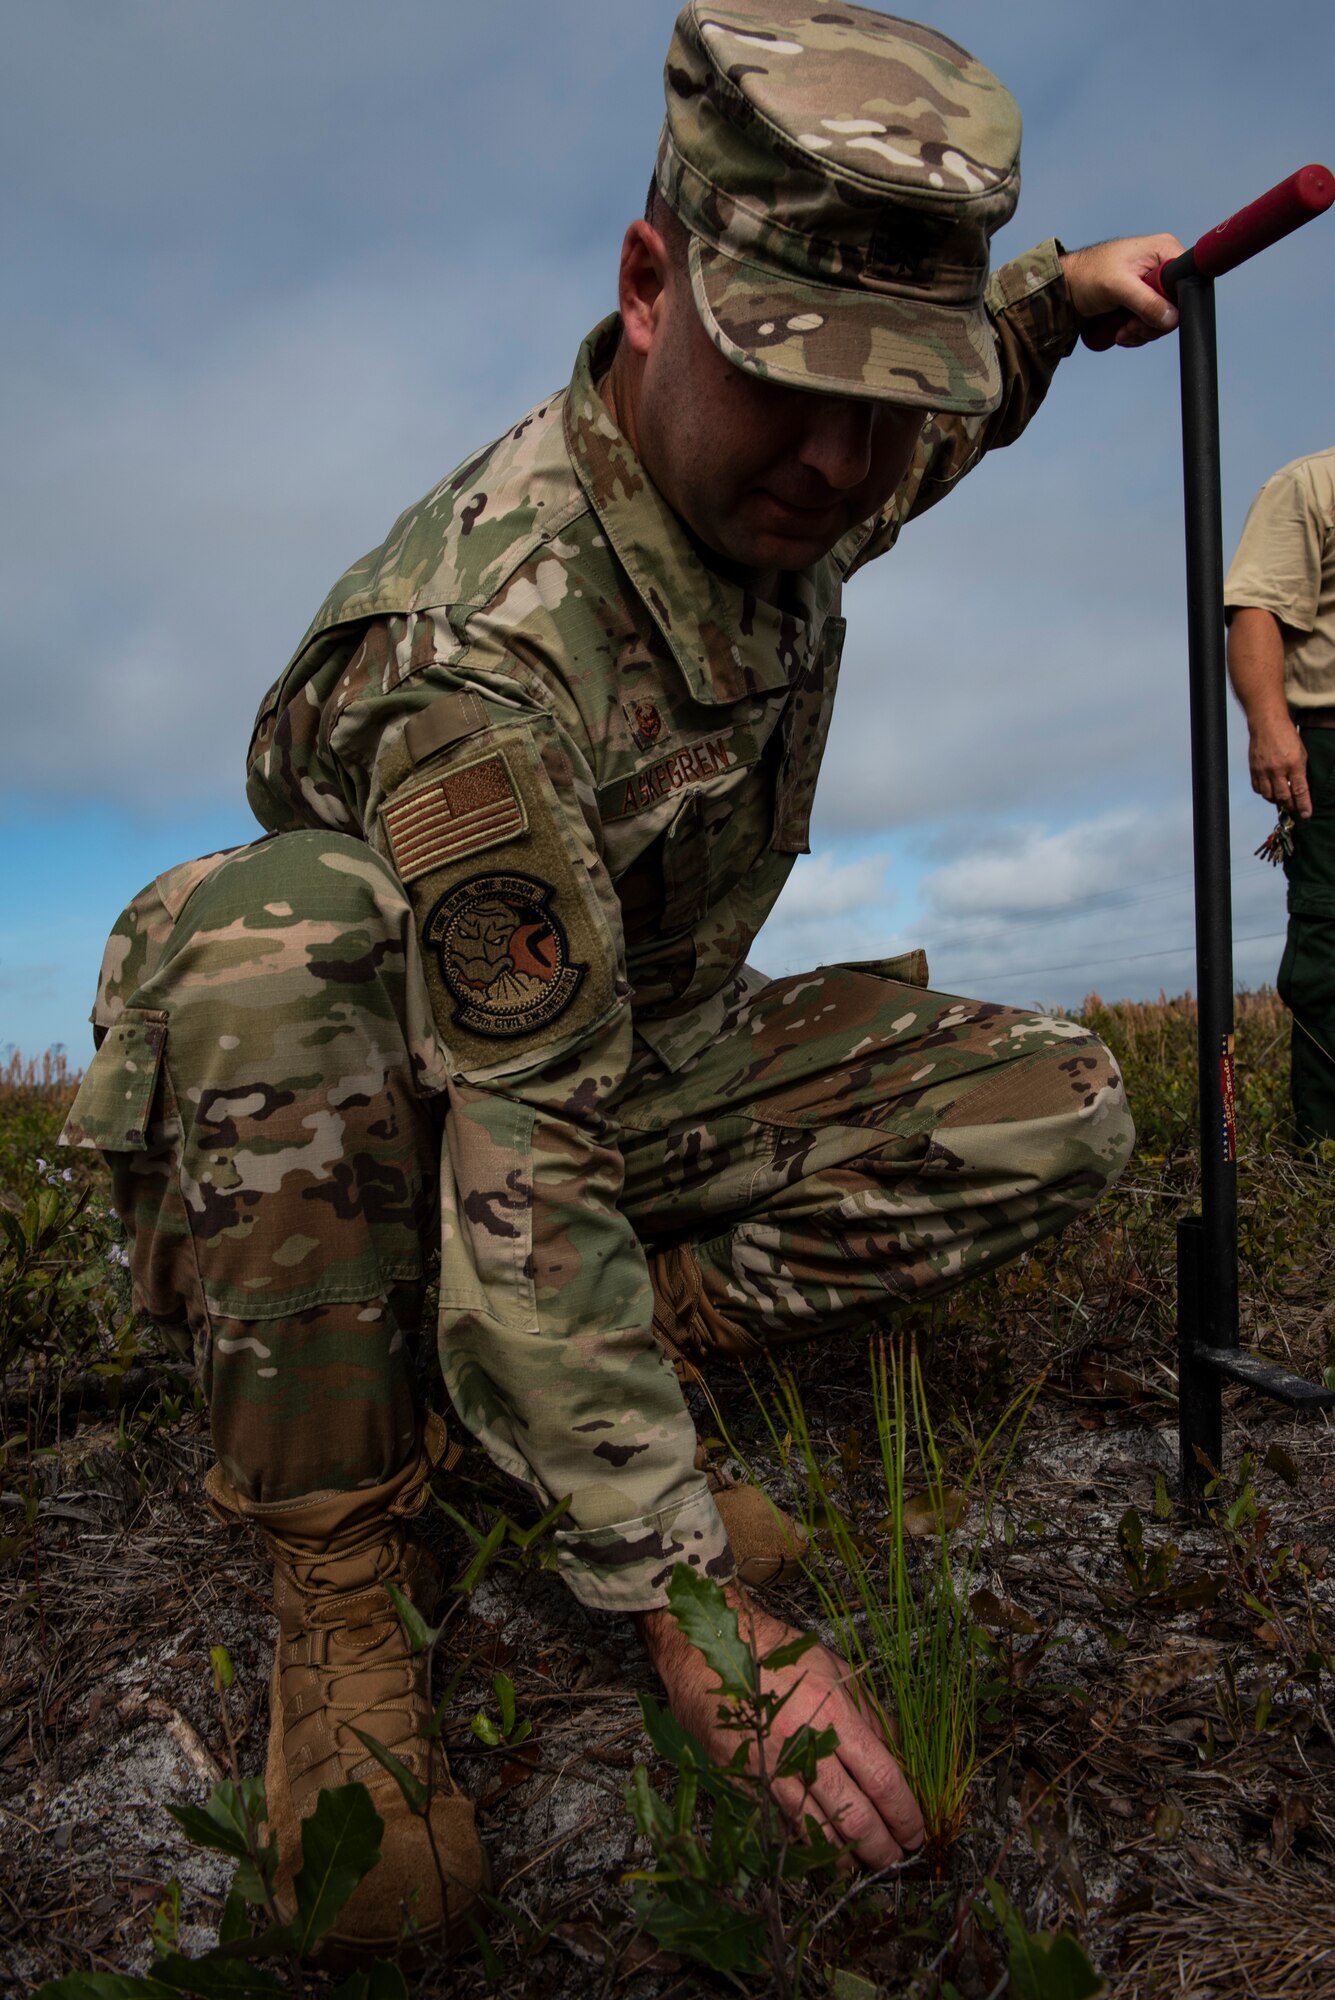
1225,447,1335,1143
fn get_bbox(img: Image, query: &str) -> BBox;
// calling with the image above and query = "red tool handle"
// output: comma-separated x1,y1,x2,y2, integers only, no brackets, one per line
1080,163,1333,351
1190,162,1334,278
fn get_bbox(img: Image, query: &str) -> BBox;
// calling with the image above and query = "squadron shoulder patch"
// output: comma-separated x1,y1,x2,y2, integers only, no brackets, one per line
424,871,586,1038
383,751,526,884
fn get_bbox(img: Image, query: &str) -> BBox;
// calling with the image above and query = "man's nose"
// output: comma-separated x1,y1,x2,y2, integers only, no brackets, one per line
796,396,876,491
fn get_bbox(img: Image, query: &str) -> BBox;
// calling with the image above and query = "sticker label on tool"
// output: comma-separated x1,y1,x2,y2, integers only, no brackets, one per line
1219,1032,1237,1164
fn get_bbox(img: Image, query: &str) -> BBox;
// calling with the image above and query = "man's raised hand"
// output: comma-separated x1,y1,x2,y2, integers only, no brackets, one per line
1061,233,1186,346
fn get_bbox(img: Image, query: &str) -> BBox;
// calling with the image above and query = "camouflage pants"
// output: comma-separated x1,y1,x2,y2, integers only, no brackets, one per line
64,833,1134,1502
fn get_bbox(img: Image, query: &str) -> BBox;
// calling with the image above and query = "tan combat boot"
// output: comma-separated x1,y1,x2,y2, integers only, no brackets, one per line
649,1242,809,1589
205,1414,486,1961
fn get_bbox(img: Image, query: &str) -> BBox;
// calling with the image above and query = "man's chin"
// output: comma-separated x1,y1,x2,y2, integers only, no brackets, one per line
712,520,848,576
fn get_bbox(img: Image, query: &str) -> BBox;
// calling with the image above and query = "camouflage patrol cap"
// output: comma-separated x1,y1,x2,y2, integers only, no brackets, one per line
656,0,1022,412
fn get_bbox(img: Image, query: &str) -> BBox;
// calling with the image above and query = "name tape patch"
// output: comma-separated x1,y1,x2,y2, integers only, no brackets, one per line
605,735,734,821
383,750,527,883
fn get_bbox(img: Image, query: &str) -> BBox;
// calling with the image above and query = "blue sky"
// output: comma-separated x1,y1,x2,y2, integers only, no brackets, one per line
3,0,1334,1059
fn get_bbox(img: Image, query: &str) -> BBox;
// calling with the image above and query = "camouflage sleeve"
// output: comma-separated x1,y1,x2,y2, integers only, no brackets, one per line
843,238,1080,573
252,618,732,1613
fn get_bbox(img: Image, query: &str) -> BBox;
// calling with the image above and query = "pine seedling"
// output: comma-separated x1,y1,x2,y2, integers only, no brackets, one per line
770,1337,1038,1856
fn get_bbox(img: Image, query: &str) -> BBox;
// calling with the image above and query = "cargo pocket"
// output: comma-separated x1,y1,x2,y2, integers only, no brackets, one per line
59,1007,207,1339
1278,911,1335,1022
61,1009,168,1152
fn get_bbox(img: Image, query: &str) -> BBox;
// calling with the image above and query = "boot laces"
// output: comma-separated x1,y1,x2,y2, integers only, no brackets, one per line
274,1523,433,1783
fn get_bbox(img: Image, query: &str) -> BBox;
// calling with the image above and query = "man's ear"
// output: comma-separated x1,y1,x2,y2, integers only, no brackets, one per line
617,219,671,358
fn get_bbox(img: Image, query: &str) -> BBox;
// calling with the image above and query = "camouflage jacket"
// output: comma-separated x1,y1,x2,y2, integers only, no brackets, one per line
245,240,1078,1610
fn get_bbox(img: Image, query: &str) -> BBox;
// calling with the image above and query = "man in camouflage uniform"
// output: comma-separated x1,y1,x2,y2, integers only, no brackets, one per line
64,0,1182,1954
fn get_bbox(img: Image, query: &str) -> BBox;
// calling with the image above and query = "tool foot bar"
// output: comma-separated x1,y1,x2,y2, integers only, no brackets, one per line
1195,1345,1335,1409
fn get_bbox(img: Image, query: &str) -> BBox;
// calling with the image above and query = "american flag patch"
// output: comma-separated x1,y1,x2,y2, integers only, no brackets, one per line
383,751,527,883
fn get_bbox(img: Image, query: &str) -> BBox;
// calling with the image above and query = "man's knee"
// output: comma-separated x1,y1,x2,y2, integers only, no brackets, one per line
157,831,410,978
94,832,410,1029
65,831,443,1446
933,1023,1134,1199
120,831,445,1086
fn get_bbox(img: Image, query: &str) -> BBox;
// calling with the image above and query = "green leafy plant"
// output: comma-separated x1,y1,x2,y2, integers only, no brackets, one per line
431,1488,570,1592
0,1177,137,1389
469,1669,531,1748
624,1565,844,1995
978,1880,1104,2000
1200,1453,1335,1726
770,1337,1038,1858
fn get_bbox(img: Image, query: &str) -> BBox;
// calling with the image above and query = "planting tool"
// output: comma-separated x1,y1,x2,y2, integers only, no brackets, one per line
1088,165,1335,1492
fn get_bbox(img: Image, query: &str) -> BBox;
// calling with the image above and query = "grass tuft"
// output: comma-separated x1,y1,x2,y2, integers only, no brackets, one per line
769,1338,1037,1863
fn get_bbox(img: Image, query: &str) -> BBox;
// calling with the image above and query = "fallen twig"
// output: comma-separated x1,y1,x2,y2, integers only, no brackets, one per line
115,1695,223,1789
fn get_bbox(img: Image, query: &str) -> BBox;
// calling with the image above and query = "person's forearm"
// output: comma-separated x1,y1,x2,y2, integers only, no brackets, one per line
1226,605,1311,813
1227,605,1289,729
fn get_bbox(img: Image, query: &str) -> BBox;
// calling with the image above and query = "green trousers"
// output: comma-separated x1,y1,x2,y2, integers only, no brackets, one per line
1279,726,1335,1146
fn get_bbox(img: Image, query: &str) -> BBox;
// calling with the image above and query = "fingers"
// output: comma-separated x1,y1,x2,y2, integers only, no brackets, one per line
1289,747,1313,818
1120,275,1179,338
765,1672,925,1868
1138,230,1188,266
1066,235,1186,340
651,1610,928,1873
772,1763,901,1869
1114,310,1175,347
829,1699,926,1855
768,1772,855,1863
1253,742,1312,817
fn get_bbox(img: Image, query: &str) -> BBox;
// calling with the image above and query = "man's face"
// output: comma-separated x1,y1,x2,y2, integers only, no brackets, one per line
629,238,926,578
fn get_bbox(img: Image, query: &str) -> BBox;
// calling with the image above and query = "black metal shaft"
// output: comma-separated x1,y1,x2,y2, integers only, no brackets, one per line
1153,178,1335,1488
1177,274,1239,1361
1176,1216,1221,1493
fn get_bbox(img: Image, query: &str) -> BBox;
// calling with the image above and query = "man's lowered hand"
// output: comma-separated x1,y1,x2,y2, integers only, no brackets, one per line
637,1581,924,1869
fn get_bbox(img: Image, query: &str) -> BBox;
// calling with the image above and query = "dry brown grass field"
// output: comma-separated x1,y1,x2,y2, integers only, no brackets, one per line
1,991,1332,1998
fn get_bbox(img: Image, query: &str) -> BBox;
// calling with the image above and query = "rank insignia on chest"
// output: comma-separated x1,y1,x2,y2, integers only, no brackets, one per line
423,871,586,1038
623,698,665,751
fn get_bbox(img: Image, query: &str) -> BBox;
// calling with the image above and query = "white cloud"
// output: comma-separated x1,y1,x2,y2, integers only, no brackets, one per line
750,797,1294,1013
925,810,1162,916
0,244,609,810
755,852,908,977
768,852,893,921
915,800,1289,1007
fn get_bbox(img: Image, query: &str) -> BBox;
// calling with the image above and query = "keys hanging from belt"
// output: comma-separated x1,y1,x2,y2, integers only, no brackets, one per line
1255,809,1295,866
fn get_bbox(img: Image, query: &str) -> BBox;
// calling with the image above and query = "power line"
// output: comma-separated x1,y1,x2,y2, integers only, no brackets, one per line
942,928,1287,987
915,854,1278,955
773,844,1289,988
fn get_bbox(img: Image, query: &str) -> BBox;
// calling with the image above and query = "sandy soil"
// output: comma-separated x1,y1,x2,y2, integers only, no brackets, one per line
3,1313,1334,1998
